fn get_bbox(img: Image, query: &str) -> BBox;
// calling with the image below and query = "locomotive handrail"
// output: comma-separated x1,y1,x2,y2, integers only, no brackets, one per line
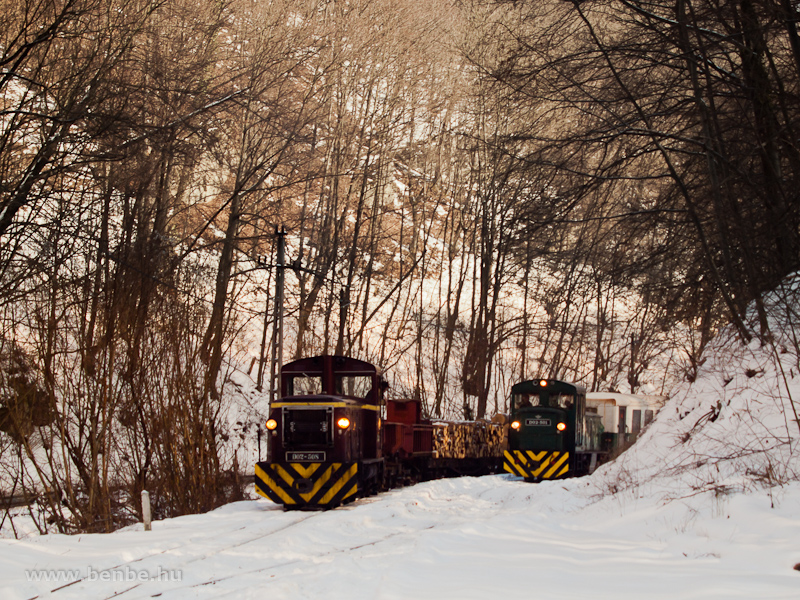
270,398,381,410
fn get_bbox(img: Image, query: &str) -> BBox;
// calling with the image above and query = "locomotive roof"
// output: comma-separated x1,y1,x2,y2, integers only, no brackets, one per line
281,354,381,375
510,379,587,395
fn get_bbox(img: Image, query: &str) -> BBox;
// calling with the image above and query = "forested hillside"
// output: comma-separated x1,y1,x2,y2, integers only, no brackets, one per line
1,0,798,534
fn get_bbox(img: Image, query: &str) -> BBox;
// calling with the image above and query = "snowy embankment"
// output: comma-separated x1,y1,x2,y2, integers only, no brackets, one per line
590,277,800,501
3,282,800,599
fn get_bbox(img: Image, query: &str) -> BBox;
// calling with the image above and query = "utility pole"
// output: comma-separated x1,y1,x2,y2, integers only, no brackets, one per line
255,254,271,392
628,334,638,394
269,226,286,403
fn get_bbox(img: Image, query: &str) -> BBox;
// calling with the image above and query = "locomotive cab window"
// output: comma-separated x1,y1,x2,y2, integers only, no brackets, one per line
287,374,322,396
549,394,574,409
336,374,373,399
513,393,539,409
514,392,574,410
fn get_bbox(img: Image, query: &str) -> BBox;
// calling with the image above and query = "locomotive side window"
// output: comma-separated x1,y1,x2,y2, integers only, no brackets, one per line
288,375,322,396
336,374,373,399
575,392,585,446
632,409,642,434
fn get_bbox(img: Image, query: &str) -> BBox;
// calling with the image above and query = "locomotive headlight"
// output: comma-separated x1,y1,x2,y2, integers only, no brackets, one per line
556,422,566,432
265,419,278,431
511,420,521,430
336,417,351,430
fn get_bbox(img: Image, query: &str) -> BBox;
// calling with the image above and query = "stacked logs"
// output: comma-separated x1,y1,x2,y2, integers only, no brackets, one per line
431,420,505,459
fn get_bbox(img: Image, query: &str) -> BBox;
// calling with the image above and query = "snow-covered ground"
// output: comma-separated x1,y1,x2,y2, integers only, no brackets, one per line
1,474,798,600
4,280,800,599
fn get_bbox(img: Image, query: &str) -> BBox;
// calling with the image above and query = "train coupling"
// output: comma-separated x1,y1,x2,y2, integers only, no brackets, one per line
293,478,314,494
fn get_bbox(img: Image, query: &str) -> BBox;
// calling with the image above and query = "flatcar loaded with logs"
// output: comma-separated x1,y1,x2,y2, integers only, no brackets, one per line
255,355,504,510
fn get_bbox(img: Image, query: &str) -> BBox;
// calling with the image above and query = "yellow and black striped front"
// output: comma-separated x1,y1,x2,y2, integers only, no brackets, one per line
255,461,358,508
503,450,570,480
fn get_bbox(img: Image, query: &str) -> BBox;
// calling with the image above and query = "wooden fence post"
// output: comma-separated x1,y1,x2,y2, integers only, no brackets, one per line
142,490,152,532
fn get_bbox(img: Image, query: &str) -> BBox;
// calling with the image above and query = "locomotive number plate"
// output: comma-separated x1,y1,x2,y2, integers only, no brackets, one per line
525,418,551,426
286,452,325,462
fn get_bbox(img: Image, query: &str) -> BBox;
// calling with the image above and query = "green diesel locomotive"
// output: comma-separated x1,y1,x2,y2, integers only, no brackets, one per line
503,379,605,481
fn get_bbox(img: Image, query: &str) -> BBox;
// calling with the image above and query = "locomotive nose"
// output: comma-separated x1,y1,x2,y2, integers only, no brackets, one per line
293,478,313,494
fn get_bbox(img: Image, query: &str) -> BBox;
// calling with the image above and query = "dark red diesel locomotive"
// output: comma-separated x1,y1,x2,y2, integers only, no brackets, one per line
255,355,385,508
255,355,504,510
